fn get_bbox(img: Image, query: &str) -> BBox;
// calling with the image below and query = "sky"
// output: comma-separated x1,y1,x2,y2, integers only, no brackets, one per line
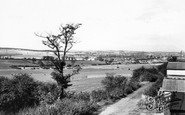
1,0,185,52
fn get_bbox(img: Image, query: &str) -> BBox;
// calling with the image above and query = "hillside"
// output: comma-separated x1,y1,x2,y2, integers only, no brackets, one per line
0,47,55,59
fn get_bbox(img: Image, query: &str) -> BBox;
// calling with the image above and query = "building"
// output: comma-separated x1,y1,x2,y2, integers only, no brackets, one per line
162,62,185,114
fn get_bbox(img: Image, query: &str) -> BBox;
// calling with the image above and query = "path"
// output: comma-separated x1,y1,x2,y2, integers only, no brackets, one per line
100,82,153,115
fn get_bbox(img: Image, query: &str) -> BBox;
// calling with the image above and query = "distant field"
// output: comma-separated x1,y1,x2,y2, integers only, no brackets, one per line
69,77,104,92
0,59,105,69
0,59,155,92
0,59,37,69
66,60,106,66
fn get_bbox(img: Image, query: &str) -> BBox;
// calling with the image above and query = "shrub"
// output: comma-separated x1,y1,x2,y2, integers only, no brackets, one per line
37,82,60,104
145,67,159,75
72,92,91,102
157,62,168,76
144,84,158,97
142,63,166,97
125,79,141,93
124,85,134,95
64,91,91,102
0,74,40,113
101,74,127,92
18,99,99,115
144,76,164,97
140,71,159,82
132,66,161,82
64,91,76,98
129,63,167,97
55,98,98,115
108,87,126,100
132,66,145,80
91,90,109,102
0,76,9,85
101,74,128,101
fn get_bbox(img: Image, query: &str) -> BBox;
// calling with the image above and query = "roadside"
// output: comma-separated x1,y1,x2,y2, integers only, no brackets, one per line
99,82,153,115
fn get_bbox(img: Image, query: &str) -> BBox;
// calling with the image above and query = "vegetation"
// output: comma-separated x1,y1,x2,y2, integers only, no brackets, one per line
0,74,40,114
101,74,127,99
91,90,109,102
17,98,99,115
132,63,168,97
0,62,168,114
100,73,141,101
0,74,99,115
167,56,178,62
35,23,82,99
145,63,167,97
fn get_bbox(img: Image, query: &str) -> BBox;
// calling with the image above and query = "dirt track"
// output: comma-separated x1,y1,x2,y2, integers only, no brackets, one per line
100,83,153,115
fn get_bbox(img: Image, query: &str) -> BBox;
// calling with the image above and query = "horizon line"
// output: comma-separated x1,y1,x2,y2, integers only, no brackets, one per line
0,47,182,53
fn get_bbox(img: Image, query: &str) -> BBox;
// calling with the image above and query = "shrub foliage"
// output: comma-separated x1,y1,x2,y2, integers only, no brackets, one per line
0,74,40,112
101,75,127,92
18,98,99,115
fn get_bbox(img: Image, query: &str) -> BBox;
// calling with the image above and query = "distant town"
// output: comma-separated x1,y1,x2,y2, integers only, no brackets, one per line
0,47,184,65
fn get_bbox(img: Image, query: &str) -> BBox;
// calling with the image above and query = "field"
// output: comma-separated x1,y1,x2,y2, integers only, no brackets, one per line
0,59,154,92
0,59,37,69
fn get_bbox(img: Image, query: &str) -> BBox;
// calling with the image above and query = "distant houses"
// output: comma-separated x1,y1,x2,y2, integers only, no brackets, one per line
19,66,40,70
2,47,185,65
0,54,20,59
10,65,41,70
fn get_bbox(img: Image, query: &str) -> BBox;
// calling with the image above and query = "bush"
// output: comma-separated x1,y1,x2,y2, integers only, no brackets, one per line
101,74,128,101
157,62,168,76
72,92,91,102
145,67,159,75
91,90,109,102
55,98,98,115
124,79,141,95
128,63,167,97
132,66,162,82
108,87,126,100
132,66,145,80
142,63,166,97
37,82,59,104
64,91,76,98
140,71,159,82
0,74,40,113
129,78,141,90
124,85,134,95
0,74,61,114
18,99,99,115
144,76,164,97
101,74,127,92
0,74,99,115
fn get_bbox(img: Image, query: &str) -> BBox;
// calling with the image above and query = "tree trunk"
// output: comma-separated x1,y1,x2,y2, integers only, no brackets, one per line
59,87,64,100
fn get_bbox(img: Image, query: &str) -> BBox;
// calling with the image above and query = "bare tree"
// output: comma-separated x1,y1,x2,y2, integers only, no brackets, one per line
35,23,81,99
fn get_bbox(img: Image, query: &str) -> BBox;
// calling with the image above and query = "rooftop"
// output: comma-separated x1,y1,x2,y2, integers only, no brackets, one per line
167,62,185,70
162,78,185,92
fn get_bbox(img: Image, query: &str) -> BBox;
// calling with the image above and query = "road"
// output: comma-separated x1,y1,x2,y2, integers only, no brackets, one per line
100,83,153,115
